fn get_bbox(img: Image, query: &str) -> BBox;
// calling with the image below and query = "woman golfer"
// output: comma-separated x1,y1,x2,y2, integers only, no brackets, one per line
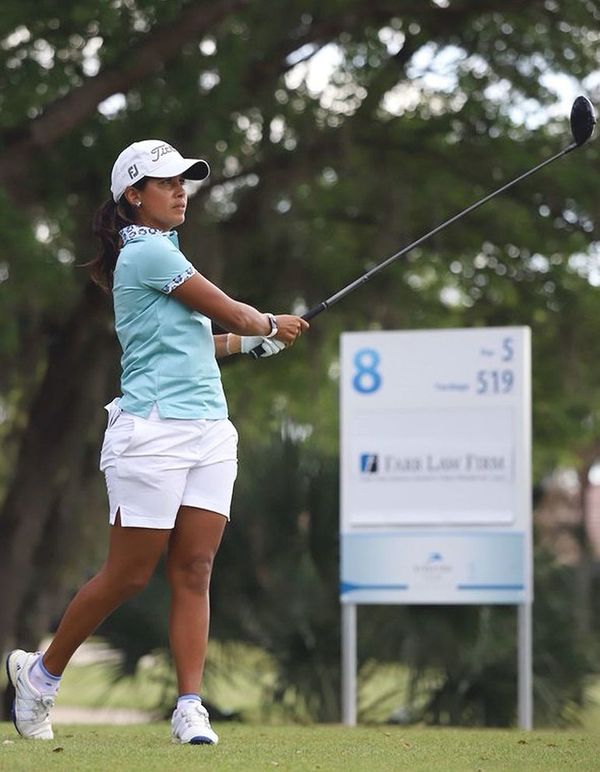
6,139,308,745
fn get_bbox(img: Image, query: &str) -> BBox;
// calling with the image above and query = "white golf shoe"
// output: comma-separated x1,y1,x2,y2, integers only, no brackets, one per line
6,650,55,740
171,699,219,745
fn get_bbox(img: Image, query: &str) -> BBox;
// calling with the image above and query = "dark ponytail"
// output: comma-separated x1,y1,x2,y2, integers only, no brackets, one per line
90,180,147,291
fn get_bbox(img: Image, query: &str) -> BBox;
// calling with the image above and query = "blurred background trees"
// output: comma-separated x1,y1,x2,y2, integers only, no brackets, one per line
1,0,599,725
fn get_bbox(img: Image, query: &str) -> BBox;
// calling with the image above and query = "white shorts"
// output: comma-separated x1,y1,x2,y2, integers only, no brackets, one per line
99,399,238,529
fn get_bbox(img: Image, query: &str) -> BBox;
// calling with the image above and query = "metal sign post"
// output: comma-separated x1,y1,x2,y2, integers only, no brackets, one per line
341,603,357,726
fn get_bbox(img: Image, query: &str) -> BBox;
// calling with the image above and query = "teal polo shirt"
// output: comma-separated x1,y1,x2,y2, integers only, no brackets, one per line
112,225,228,419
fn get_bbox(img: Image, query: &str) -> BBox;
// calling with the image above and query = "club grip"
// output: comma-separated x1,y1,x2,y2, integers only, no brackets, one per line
301,302,327,321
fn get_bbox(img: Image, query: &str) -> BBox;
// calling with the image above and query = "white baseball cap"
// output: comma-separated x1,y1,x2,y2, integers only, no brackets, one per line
110,139,210,202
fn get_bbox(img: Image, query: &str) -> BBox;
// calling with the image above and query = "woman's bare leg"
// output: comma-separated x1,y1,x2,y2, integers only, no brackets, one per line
43,512,170,676
166,506,226,695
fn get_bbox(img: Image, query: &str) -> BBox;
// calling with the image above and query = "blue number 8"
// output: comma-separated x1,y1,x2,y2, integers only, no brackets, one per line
353,348,382,393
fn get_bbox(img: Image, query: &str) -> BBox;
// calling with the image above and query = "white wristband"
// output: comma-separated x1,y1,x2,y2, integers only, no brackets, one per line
225,333,233,354
265,313,278,338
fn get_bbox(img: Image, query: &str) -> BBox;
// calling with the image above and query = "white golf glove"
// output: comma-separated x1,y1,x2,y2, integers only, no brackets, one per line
240,336,285,357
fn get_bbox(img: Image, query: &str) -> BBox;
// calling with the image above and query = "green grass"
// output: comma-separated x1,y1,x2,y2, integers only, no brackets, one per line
1,723,599,771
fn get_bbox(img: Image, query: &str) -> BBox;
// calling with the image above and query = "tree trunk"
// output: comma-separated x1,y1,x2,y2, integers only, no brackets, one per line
0,281,119,718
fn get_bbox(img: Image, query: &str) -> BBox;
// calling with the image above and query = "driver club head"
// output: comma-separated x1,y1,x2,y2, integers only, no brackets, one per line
570,95,596,146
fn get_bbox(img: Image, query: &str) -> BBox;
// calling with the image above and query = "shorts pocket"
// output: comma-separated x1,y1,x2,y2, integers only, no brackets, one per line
99,414,137,470
104,397,122,429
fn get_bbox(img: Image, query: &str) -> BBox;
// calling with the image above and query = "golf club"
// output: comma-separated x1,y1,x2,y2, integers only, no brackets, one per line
251,95,596,359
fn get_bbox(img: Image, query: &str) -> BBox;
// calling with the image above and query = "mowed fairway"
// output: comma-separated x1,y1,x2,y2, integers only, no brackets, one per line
1,723,599,771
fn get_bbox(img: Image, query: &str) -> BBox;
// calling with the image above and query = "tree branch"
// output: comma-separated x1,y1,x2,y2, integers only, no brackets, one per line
0,0,248,186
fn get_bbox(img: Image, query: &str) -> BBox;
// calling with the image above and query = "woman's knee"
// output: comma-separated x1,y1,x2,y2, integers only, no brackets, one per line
121,572,153,598
99,563,154,599
169,553,214,593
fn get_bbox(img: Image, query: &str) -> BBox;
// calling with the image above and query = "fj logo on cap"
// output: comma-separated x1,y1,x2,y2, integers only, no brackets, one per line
150,144,175,163
127,164,139,180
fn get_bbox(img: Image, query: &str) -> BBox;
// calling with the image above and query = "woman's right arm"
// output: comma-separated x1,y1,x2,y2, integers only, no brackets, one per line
170,272,308,344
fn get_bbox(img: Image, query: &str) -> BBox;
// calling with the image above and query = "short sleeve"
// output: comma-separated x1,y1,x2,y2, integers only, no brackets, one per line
136,237,196,294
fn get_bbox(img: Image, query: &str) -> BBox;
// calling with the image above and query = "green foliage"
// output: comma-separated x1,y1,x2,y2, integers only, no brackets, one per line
2,0,600,727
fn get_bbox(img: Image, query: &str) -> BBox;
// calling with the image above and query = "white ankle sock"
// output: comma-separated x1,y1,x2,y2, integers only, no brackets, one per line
177,694,202,708
29,655,61,695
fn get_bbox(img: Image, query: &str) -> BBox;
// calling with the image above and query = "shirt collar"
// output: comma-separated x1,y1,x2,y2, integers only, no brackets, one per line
119,225,178,247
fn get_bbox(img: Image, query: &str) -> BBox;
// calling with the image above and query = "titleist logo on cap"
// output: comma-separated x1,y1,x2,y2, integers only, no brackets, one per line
149,143,176,163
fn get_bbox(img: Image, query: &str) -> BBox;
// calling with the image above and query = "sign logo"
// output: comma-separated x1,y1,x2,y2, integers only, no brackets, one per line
360,453,378,473
412,550,453,584
127,164,139,179
427,552,443,563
